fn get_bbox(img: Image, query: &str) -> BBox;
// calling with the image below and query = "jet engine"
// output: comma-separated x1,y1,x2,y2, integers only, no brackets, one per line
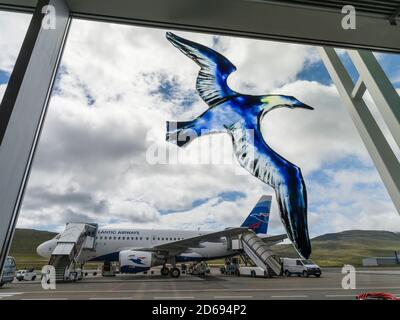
119,250,160,274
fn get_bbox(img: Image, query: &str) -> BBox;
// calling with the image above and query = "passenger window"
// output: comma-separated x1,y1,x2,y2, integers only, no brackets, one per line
153,237,155,241
140,237,142,240
174,238,176,241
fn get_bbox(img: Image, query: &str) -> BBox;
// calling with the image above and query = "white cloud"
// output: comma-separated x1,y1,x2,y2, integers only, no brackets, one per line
0,11,30,72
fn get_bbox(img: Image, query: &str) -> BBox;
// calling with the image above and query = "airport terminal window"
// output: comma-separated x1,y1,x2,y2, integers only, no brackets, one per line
5,14,399,301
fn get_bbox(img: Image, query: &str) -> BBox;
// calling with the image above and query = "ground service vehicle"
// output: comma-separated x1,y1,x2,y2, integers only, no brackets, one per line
1,257,16,286
282,258,321,277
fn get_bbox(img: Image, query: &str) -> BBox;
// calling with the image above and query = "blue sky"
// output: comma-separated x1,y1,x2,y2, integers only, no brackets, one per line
1,12,400,237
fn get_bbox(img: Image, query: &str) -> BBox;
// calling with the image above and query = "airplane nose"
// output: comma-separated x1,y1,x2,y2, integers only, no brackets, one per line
36,242,51,258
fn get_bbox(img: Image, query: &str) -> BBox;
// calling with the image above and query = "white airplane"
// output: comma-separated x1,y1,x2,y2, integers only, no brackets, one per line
37,196,286,277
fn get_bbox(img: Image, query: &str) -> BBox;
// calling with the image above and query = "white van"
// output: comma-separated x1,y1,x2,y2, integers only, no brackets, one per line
238,266,268,277
282,258,321,277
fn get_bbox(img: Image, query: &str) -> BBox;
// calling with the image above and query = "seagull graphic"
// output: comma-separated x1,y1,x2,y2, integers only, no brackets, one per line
165,32,313,258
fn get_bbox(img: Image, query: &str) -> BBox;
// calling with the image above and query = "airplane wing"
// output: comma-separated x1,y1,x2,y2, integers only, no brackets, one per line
135,227,247,256
260,234,287,246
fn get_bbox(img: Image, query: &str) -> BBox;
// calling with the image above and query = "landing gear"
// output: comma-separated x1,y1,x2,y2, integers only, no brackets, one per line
161,266,170,276
170,267,181,278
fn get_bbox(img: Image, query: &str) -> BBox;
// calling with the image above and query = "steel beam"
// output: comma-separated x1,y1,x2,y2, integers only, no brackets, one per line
0,0,70,273
319,47,400,214
348,50,400,151
0,0,400,53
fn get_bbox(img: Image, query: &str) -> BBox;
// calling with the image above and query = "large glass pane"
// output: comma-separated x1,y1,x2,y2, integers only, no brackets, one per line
0,11,31,101
3,16,400,300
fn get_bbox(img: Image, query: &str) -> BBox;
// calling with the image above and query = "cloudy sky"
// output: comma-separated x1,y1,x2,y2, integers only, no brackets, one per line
1,11,400,237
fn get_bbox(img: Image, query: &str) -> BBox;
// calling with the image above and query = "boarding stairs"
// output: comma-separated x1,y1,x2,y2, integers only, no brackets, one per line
239,231,282,276
49,223,98,282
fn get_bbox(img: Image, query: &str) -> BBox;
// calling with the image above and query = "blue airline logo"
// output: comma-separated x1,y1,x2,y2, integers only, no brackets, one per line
129,256,146,265
250,211,269,223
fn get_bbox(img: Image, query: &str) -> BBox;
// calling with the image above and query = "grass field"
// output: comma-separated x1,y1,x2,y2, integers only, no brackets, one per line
7,228,400,268
271,230,400,267
9,229,56,269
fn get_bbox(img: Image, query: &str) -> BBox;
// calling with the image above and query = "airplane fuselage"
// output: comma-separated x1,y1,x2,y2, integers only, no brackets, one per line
38,228,237,266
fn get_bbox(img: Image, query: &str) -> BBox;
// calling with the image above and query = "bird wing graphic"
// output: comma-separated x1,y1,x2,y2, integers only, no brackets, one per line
166,32,237,107
229,122,311,258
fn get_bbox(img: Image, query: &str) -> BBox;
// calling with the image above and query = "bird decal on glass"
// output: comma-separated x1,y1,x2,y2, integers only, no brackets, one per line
165,32,314,259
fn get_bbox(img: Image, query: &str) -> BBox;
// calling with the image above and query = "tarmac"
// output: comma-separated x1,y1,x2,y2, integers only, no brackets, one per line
1,267,400,300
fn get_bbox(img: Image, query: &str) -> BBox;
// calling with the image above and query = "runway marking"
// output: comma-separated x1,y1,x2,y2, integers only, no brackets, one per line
153,296,195,299
271,295,308,298
357,271,400,275
0,292,23,299
89,297,133,300
10,286,400,294
22,298,68,300
5,286,400,298
80,278,204,283
326,294,357,298
214,296,253,299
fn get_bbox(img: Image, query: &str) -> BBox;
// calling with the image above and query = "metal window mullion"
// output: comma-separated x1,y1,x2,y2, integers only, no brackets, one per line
319,47,400,214
0,0,71,273
348,50,400,151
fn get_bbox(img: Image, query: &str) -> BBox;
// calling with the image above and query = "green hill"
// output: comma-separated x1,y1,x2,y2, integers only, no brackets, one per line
8,228,56,269
271,230,400,267
6,228,400,268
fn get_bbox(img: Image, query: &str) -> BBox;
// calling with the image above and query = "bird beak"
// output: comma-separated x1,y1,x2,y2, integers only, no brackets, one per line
298,102,314,110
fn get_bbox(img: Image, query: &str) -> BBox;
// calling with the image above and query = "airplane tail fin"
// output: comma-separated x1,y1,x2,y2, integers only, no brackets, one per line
241,195,272,234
